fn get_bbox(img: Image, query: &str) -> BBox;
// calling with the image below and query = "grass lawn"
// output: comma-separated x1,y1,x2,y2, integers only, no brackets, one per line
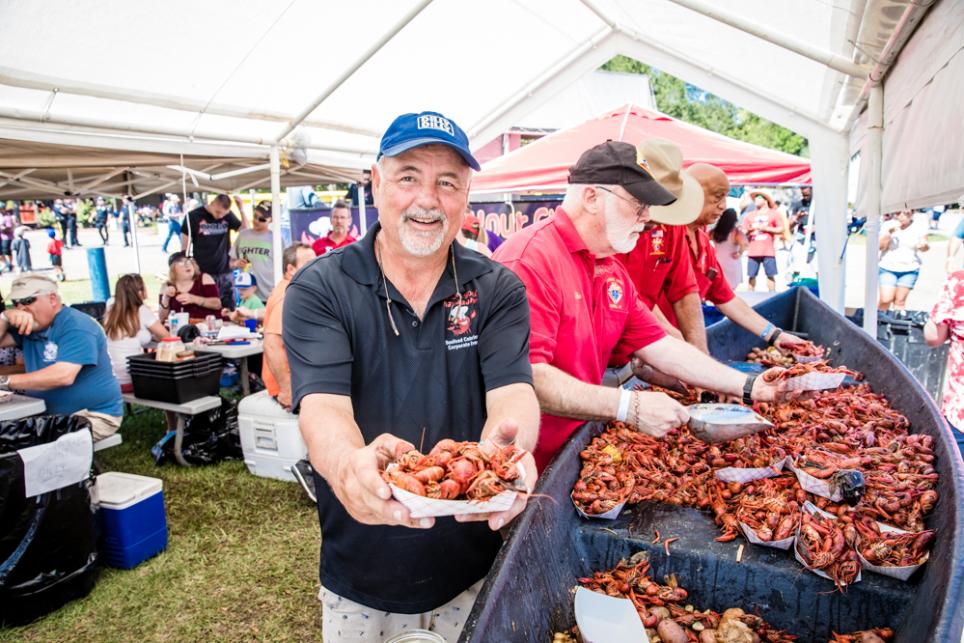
0,405,321,642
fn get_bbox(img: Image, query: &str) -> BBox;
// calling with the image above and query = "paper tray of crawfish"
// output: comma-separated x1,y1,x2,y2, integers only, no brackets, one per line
383,439,527,519
854,515,933,581
794,502,862,588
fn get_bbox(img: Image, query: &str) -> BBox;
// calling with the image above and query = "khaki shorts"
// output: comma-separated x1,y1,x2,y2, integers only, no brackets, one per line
74,409,123,441
318,579,483,643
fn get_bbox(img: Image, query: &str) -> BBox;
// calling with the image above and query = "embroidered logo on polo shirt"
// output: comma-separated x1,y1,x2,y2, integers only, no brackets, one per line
650,226,665,256
605,277,624,308
444,289,479,350
43,341,58,362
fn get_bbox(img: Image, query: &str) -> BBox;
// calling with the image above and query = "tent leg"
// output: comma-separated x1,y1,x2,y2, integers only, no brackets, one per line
129,198,141,274
809,131,849,313
270,146,282,281
359,185,368,237
862,85,884,335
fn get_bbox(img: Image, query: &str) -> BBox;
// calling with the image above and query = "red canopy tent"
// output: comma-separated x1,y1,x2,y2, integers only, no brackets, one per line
471,104,811,195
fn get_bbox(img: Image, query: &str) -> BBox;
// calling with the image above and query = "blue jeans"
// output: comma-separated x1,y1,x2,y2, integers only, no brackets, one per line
949,418,964,457
162,220,181,252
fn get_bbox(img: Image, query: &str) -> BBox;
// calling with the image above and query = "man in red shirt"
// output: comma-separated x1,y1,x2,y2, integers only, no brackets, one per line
742,191,783,292
494,142,790,471
664,164,807,351
618,138,707,352
311,200,357,255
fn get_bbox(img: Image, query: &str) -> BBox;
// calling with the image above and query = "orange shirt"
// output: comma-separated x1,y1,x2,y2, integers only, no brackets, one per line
261,278,290,397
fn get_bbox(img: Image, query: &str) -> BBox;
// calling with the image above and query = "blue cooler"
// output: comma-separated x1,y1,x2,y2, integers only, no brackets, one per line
96,472,168,569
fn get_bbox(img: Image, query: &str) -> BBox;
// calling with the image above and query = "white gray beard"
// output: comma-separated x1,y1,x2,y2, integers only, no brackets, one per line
604,201,641,254
398,209,449,257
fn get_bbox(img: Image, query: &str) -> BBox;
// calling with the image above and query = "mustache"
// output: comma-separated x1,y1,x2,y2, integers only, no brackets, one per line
402,207,445,223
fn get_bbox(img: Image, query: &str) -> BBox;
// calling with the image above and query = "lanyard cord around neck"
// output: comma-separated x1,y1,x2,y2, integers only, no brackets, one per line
375,237,462,338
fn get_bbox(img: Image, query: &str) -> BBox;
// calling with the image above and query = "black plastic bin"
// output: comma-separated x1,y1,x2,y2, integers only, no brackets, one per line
0,415,99,626
127,353,223,404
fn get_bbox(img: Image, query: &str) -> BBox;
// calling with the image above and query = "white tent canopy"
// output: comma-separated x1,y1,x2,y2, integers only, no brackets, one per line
0,0,960,325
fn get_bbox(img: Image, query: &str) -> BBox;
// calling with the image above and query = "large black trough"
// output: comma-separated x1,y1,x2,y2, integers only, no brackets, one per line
461,288,963,642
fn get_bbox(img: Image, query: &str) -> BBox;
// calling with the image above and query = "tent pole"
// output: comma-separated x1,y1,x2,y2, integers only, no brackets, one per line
270,146,282,282
358,184,368,237
128,195,141,274
660,0,868,78
862,85,884,335
808,131,849,312
272,0,434,145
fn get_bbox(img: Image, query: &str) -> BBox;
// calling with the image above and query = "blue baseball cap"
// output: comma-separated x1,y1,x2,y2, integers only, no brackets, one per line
378,111,480,171
234,272,257,288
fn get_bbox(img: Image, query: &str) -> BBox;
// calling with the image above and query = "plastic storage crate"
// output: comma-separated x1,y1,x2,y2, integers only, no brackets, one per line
96,472,167,569
127,353,223,403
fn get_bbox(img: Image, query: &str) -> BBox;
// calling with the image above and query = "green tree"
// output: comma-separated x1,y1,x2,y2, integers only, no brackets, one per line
601,55,807,157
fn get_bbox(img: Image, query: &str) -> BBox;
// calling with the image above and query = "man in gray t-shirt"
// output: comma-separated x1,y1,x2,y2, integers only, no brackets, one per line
230,203,275,301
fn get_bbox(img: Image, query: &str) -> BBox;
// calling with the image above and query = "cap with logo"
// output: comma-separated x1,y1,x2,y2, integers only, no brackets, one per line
234,272,257,288
640,138,703,226
9,275,58,300
378,111,480,171
462,214,481,233
568,141,677,208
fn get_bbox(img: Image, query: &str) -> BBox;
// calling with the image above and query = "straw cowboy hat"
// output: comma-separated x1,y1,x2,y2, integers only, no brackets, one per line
638,138,703,226
749,190,776,209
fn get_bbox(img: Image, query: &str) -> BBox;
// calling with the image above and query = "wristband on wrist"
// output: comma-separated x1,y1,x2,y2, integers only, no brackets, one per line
760,322,774,340
768,328,783,345
616,388,632,422
742,374,757,405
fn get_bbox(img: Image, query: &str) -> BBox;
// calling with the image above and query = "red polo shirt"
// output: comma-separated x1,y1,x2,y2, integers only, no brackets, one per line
312,232,357,256
658,226,735,326
618,224,698,308
493,208,666,471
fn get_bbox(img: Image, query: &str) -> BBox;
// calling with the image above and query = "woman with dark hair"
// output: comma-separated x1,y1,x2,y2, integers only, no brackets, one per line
711,208,746,289
103,274,171,392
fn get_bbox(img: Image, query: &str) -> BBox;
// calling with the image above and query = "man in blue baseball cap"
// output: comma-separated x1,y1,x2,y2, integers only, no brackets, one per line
283,111,540,641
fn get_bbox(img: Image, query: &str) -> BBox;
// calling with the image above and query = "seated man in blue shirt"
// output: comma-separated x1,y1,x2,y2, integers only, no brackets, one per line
0,275,123,440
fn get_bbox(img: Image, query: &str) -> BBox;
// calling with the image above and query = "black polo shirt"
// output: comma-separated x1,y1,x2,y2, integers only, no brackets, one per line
283,222,533,614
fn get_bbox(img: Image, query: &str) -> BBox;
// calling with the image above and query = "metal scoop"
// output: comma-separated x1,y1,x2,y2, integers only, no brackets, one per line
687,403,773,443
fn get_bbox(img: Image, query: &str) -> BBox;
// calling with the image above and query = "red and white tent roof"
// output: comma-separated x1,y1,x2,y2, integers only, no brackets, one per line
472,104,811,195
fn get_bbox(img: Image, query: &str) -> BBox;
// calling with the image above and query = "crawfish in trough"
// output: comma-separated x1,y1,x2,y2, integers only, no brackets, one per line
853,513,934,567
828,627,894,643
382,439,526,502
735,475,801,542
577,552,797,641
797,448,869,479
796,511,861,591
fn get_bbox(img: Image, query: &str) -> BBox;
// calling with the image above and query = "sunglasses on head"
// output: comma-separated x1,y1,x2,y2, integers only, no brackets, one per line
13,296,37,306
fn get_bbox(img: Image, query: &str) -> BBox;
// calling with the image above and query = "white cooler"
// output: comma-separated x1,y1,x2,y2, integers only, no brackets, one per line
238,390,307,482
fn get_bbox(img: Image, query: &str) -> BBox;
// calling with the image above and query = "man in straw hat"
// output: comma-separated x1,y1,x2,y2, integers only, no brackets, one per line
658,164,808,352
493,140,792,472
617,138,708,352
742,189,783,292
0,275,123,441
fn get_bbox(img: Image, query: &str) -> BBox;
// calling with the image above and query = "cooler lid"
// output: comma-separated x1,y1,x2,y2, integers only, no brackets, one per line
96,471,163,508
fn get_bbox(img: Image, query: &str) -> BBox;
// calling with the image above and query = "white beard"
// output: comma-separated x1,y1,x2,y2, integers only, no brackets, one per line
604,197,642,254
398,207,449,257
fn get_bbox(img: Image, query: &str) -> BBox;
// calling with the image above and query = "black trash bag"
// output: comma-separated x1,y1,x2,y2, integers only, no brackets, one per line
151,399,242,466
0,414,99,626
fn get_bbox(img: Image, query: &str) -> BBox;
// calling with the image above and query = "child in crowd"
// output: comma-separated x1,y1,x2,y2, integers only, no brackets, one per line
12,227,31,273
222,272,265,322
46,228,64,281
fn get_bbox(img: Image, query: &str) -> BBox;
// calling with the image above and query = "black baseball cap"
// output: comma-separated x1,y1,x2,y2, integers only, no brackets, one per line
568,141,678,206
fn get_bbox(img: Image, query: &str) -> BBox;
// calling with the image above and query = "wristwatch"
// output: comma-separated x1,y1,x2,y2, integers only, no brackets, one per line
742,374,757,405
768,328,783,346
0,375,11,390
